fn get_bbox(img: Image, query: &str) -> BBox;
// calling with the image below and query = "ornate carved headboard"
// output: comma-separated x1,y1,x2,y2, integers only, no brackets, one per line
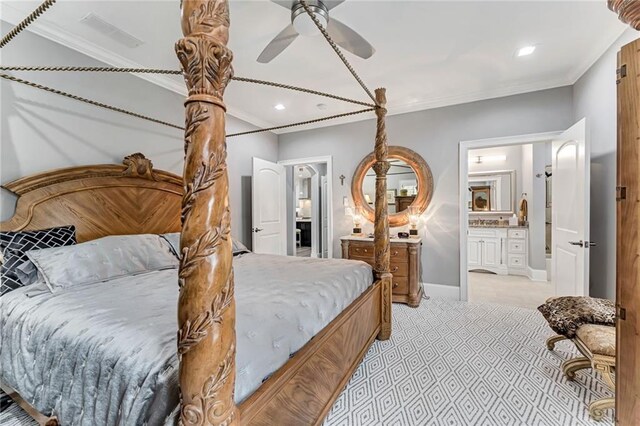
0,153,182,242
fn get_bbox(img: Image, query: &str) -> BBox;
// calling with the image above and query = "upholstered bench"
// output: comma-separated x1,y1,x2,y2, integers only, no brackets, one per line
539,297,616,421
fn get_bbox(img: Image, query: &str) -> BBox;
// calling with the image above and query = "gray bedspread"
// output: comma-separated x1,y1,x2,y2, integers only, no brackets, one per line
0,254,373,425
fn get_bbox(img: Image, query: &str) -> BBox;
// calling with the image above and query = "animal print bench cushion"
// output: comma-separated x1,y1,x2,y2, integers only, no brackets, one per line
537,296,615,339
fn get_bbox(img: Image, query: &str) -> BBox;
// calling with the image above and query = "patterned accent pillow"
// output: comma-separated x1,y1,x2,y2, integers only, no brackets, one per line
537,296,615,338
0,225,76,296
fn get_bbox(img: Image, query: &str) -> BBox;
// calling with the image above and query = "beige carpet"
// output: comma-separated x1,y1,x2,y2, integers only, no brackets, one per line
468,271,555,309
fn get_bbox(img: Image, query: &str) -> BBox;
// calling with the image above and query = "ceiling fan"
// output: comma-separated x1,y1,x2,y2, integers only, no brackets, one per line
258,0,376,63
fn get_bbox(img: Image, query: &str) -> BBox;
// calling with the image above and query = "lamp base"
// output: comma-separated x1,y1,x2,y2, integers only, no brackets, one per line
409,228,419,237
352,227,362,235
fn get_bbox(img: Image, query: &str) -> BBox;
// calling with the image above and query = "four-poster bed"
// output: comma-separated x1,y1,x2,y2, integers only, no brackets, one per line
0,0,393,424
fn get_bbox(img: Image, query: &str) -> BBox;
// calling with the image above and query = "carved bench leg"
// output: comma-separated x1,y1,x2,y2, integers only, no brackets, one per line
546,334,568,350
594,364,616,390
561,357,591,380
589,397,615,421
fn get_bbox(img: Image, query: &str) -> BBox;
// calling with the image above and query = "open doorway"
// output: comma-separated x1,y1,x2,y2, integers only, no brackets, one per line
459,122,589,309
279,156,333,259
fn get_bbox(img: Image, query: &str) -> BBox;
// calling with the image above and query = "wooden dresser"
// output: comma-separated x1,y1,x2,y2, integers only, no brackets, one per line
394,195,415,213
340,236,423,307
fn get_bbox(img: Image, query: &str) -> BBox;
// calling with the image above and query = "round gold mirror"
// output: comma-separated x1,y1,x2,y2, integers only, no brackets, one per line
352,146,433,227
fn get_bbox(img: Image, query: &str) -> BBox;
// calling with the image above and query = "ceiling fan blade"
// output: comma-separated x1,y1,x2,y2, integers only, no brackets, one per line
323,0,346,11
257,24,300,63
326,18,375,59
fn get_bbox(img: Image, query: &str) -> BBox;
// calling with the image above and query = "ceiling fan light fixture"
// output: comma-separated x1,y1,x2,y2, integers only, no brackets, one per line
292,4,328,36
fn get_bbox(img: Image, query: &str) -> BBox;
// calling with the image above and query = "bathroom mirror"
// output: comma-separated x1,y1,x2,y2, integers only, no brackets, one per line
352,146,433,227
468,170,516,215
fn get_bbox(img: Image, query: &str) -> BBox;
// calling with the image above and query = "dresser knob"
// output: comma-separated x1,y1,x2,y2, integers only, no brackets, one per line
392,251,398,256
393,282,399,289
391,266,398,273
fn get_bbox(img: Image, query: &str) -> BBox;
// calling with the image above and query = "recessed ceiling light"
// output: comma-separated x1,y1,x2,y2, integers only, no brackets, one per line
517,45,536,57
317,103,327,110
274,104,286,111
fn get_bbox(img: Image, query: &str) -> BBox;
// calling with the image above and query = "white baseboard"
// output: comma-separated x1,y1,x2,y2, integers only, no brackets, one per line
423,283,461,301
527,267,548,282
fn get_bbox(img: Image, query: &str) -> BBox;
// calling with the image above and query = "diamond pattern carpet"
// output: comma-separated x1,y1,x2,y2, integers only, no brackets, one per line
1,298,613,425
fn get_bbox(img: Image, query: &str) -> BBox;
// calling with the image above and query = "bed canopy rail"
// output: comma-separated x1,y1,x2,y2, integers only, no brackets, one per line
1,0,391,424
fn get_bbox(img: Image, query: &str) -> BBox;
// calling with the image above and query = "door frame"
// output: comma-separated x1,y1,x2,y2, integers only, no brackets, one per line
278,156,334,259
459,131,562,301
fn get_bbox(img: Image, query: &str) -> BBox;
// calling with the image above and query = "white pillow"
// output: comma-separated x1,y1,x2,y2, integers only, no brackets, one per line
27,234,178,292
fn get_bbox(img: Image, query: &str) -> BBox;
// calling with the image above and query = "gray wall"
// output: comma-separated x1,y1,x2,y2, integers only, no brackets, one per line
279,87,574,288
0,22,278,247
573,28,638,299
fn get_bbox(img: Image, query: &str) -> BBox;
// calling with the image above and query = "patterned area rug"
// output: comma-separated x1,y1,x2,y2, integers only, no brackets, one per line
0,299,613,425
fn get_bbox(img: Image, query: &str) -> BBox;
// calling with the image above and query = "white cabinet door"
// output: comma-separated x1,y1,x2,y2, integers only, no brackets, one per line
482,237,500,268
468,237,482,267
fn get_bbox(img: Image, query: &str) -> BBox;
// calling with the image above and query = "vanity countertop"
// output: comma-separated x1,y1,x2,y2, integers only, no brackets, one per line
296,218,312,223
341,235,422,243
469,224,528,229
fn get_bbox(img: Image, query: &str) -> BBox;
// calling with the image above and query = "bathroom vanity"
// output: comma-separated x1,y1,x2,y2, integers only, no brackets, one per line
468,225,528,276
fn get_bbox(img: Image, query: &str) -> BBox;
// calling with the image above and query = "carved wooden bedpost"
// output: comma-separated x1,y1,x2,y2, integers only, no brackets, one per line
176,1,237,425
373,88,392,341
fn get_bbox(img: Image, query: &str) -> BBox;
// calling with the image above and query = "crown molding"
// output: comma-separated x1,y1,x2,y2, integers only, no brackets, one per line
0,4,276,132
566,25,629,84
275,77,574,134
2,3,626,136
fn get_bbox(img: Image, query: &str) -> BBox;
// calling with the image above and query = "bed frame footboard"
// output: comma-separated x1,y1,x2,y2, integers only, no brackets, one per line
239,279,382,425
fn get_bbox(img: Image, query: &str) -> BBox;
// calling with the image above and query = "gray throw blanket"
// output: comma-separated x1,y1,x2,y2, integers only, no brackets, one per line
1,254,372,425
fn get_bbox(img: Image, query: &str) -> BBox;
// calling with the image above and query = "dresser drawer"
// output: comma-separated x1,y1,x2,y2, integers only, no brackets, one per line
508,240,526,253
391,277,408,295
508,229,526,239
349,244,374,260
508,254,526,268
390,247,408,262
389,262,408,277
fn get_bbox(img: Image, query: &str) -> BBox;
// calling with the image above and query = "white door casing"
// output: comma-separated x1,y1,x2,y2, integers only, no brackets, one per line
552,118,590,296
252,157,287,255
321,176,329,258
310,170,319,258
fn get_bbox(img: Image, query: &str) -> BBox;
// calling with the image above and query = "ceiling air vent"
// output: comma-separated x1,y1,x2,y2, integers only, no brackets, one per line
80,13,144,48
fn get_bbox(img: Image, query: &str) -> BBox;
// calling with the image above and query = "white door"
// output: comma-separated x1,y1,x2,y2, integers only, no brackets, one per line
482,238,500,268
468,237,482,268
552,118,590,296
252,158,287,255
321,176,329,258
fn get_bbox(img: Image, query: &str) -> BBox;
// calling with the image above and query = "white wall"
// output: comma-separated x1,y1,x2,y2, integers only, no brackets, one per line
279,87,574,288
573,28,638,299
0,22,278,247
